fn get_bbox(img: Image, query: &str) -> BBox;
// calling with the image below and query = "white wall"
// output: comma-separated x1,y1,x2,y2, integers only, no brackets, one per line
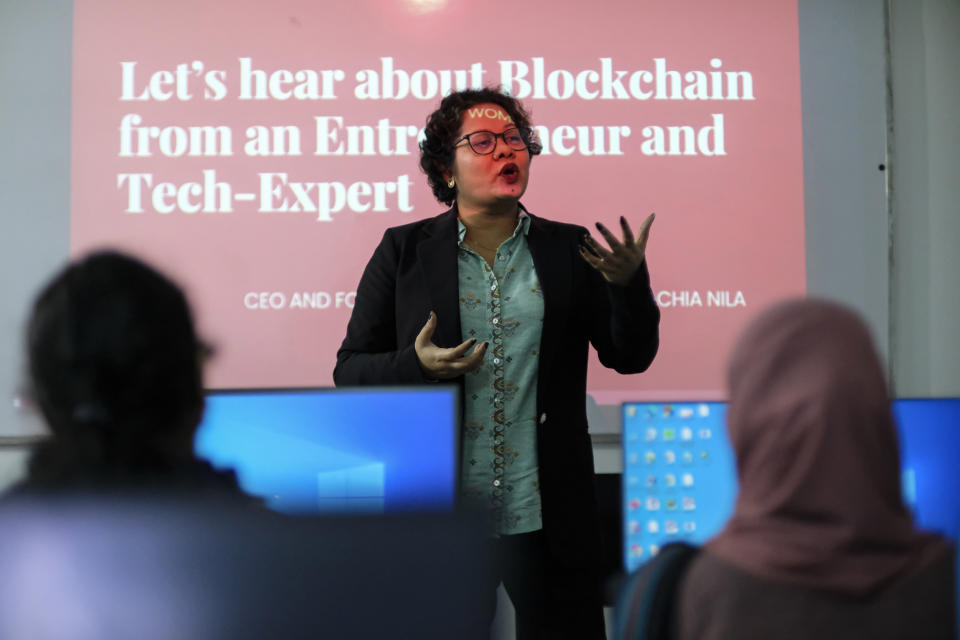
889,0,960,397
0,0,71,488
799,0,889,362
0,0,71,441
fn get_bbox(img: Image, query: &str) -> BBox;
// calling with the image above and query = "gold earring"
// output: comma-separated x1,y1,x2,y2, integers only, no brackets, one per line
447,177,455,188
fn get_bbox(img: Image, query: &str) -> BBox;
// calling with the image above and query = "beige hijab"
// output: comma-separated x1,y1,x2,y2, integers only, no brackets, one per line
708,299,949,595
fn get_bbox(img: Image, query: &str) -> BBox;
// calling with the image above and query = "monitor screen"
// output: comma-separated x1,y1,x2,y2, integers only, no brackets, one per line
892,398,960,542
194,387,459,515
622,402,736,571
622,398,960,572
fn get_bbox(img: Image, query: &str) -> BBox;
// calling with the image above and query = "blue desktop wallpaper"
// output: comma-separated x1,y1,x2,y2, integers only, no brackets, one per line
623,399,960,572
194,387,458,514
893,399,960,541
622,402,736,571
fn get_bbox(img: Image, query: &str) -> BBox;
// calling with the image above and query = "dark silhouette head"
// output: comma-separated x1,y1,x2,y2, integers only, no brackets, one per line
24,251,208,486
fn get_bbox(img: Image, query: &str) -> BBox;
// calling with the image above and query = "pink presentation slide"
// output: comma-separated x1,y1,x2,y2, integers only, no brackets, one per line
71,0,805,399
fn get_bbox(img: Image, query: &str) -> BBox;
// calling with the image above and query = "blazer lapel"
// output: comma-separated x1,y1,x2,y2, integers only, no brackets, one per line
417,209,463,348
525,211,572,390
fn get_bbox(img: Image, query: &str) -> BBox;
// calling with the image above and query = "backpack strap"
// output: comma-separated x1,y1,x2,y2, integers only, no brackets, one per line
614,542,700,640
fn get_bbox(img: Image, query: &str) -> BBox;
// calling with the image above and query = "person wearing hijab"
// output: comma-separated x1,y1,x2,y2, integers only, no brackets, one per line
674,299,956,639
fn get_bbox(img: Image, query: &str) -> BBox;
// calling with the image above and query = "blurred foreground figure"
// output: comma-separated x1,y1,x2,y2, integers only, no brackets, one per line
0,499,493,639
11,250,243,499
617,299,956,640
1,251,493,639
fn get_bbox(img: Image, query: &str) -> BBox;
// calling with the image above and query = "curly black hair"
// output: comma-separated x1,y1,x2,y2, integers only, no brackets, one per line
419,88,543,206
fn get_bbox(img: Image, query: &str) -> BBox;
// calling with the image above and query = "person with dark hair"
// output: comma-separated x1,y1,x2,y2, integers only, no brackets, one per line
2,251,499,640
12,250,244,500
335,88,660,638
617,299,956,639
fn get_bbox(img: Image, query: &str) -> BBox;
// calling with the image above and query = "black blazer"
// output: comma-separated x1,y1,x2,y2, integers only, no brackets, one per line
334,206,660,564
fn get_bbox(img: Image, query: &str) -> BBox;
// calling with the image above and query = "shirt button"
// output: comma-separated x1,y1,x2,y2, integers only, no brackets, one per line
495,436,503,444
498,255,505,261
540,413,547,424
490,283,497,291
494,358,501,365
493,479,501,487
493,317,500,324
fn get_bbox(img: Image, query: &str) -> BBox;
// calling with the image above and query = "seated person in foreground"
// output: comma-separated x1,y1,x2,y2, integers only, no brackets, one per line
8,250,247,502
618,299,956,639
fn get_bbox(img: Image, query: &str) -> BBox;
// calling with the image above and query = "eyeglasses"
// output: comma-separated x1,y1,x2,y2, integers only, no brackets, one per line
453,128,527,155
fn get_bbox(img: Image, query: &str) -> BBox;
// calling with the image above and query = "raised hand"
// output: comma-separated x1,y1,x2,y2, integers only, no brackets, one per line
415,311,488,379
580,213,655,285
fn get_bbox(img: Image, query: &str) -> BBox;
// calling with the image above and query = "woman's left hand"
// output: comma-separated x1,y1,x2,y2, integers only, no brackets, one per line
580,213,655,285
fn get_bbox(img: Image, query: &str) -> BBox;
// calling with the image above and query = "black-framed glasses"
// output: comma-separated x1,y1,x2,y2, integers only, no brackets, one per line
453,128,527,155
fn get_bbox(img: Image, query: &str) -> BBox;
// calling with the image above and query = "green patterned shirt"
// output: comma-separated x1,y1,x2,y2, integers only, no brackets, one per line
457,213,544,534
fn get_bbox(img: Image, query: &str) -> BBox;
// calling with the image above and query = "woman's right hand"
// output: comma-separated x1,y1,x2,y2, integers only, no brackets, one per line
415,311,488,379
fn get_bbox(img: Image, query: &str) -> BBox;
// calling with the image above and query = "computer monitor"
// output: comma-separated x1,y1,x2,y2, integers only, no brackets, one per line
622,399,960,572
621,402,736,572
892,398,960,541
0,499,493,640
194,387,459,515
